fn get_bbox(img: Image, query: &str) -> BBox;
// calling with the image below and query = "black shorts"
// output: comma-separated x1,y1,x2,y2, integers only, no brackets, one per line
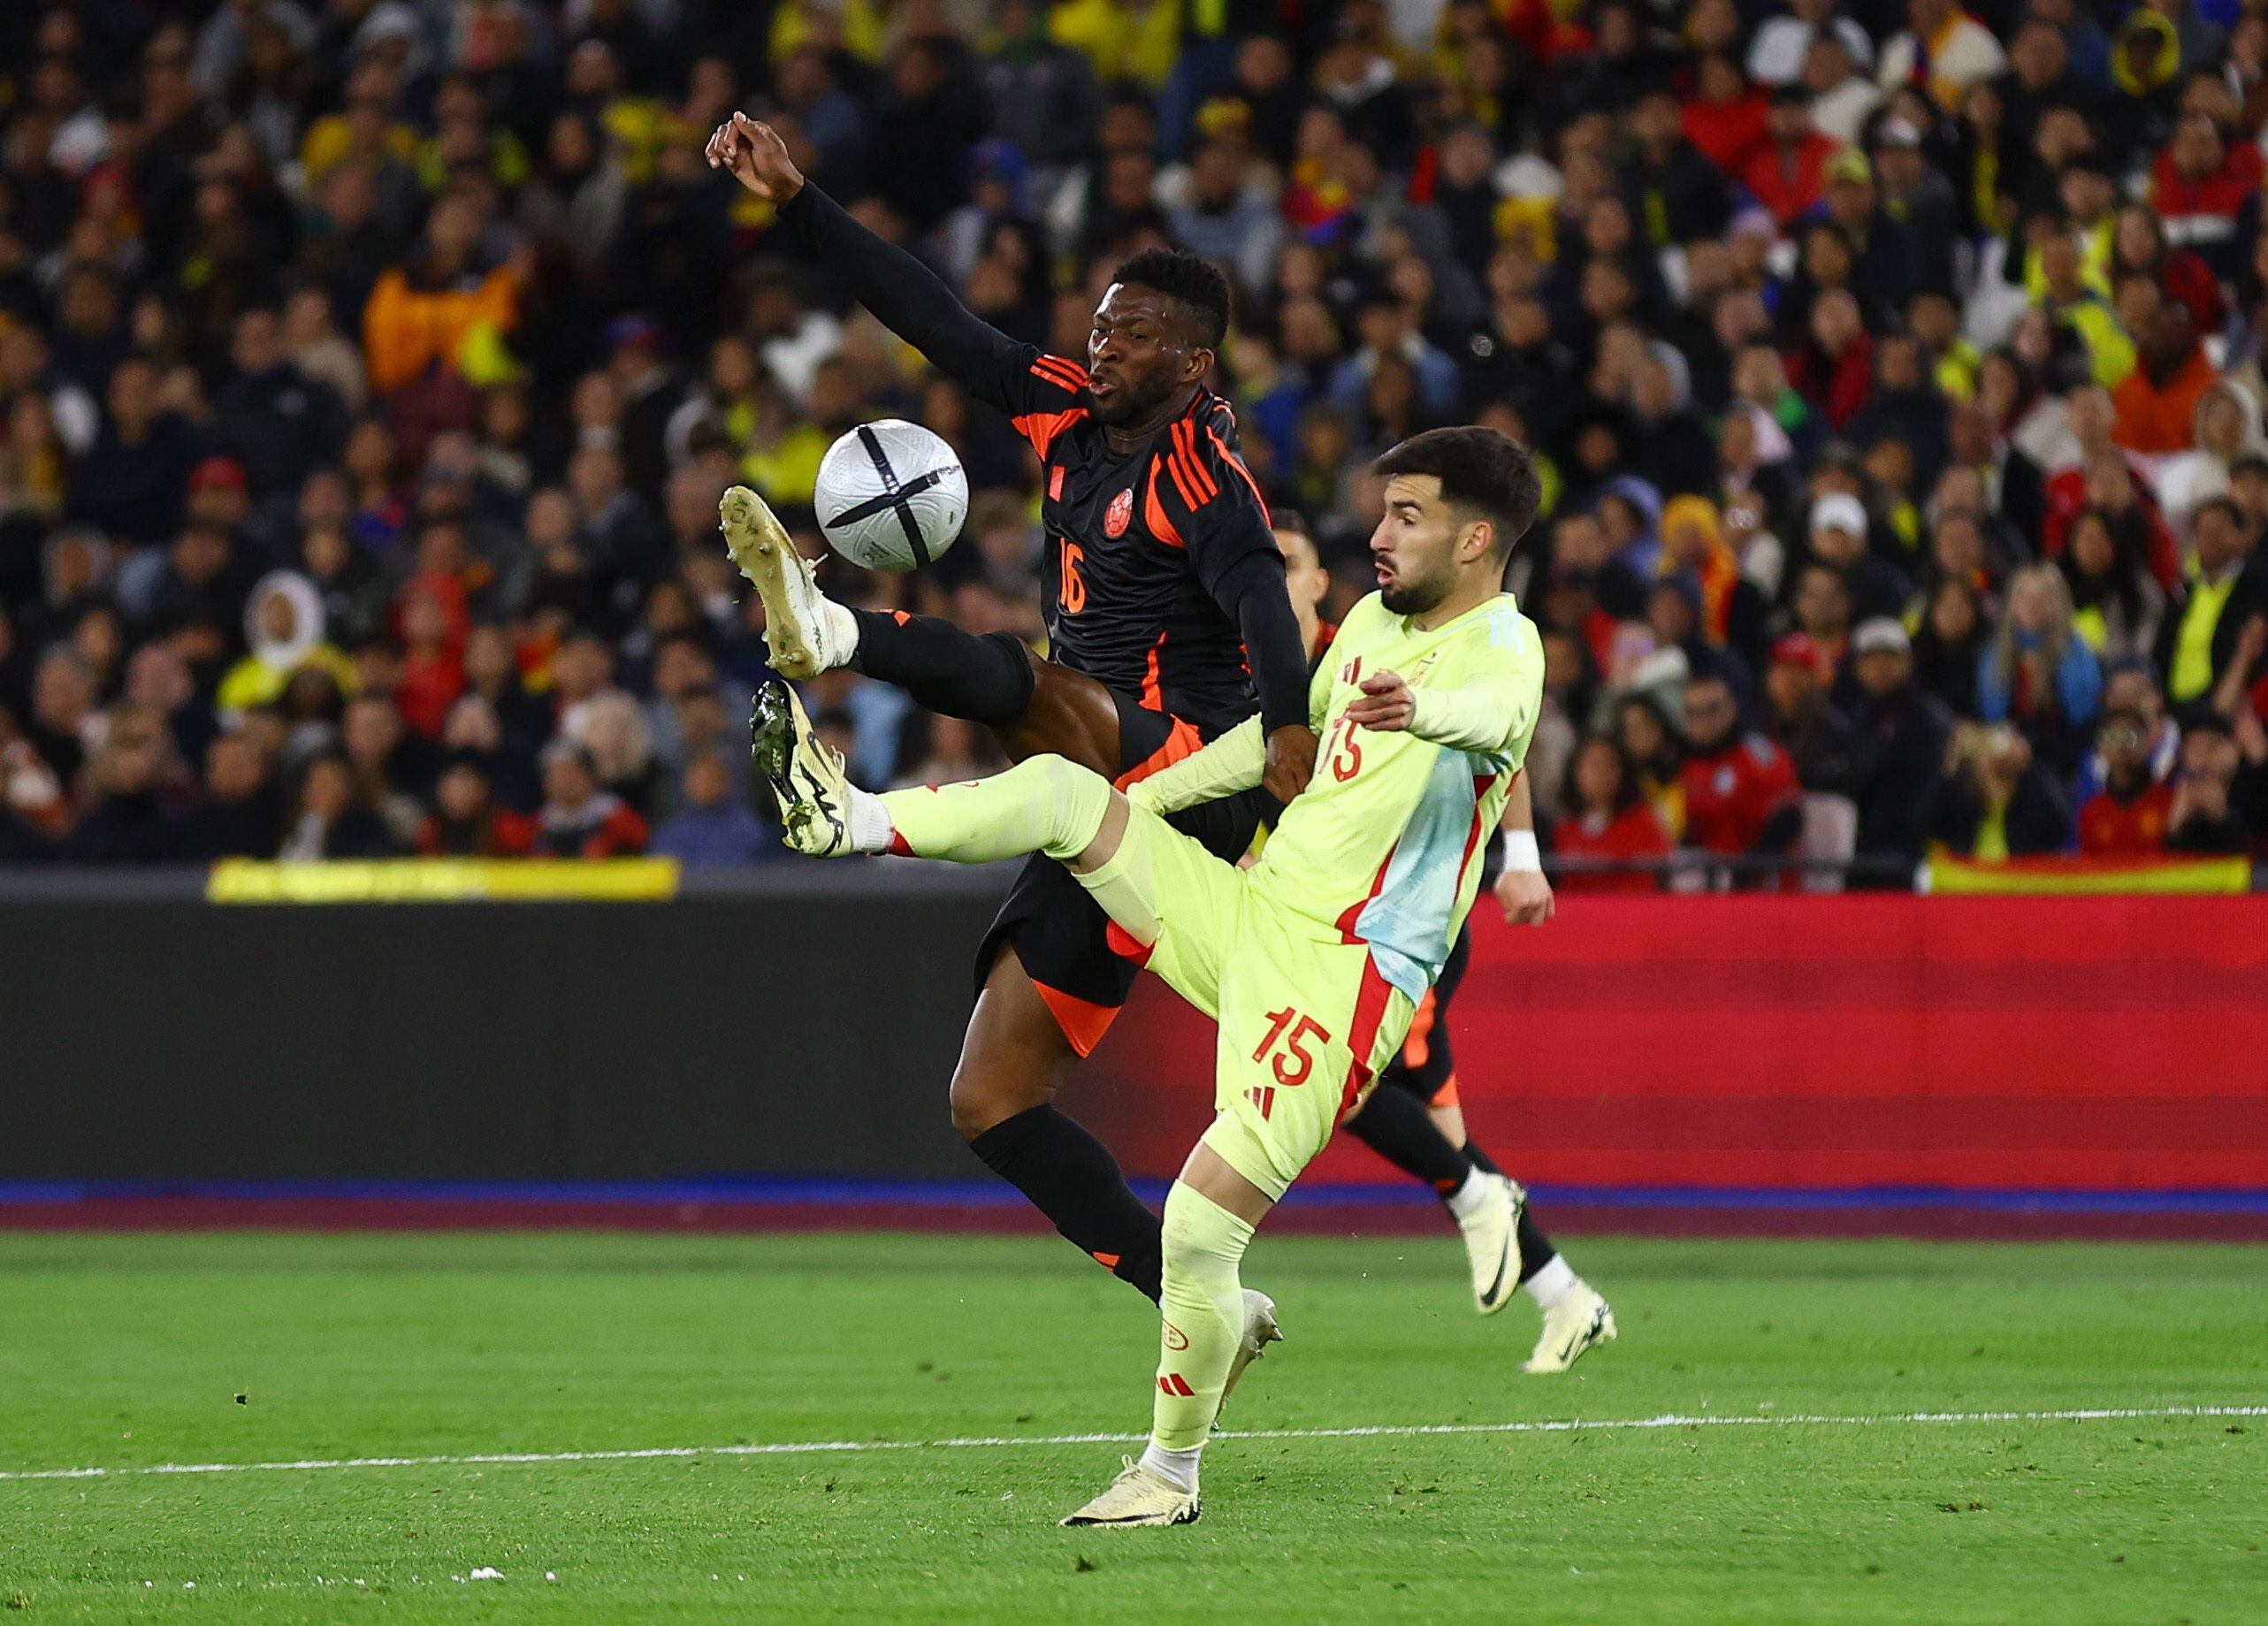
974,693,1262,1055
1378,924,1470,1104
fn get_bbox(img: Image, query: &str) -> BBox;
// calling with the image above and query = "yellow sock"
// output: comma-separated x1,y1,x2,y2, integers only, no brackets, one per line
877,753,1110,865
1152,1182,1255,1454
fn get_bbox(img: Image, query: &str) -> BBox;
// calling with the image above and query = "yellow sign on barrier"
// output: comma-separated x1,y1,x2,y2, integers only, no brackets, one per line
1925,854,2250,896
207,859,682,904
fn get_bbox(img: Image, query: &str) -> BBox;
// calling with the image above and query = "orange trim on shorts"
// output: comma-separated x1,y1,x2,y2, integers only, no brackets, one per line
1090,1250,1121,1270
1432,1073,1461,1110
1401,986,1439,1069
1112,714,1204,789
1030,978,1120,1058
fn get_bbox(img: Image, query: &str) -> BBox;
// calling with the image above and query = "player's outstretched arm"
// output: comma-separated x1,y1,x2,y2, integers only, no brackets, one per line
1347,671,1536,759
705,111,1037,415
1124,717,1267,818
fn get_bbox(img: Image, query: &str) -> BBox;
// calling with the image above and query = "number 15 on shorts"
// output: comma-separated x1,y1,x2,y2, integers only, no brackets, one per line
1248,1005,1331,1120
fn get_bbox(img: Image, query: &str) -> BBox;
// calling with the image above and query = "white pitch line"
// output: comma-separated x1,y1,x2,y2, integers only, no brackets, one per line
2,1405,2259,1485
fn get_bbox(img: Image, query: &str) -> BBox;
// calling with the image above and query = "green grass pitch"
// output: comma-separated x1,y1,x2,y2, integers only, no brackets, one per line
0,1230,2262,1622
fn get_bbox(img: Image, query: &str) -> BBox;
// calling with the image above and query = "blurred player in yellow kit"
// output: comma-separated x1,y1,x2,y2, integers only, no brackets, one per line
754,427,1545,1526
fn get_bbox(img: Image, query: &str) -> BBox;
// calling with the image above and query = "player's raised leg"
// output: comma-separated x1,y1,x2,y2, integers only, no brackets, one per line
723,485,1115,763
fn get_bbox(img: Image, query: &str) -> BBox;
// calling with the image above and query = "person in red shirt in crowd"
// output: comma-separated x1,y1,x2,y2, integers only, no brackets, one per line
1553,733,1675,890
533,744,649,858
2077,708,2174,854
2111,202,2224,338
2042,450,2184,592
2150,112,2263,278
393,574,469,739
1678,671,1805,859
1743,85,1841,225
1685,53,1772,177
1786,289,1875,431
416,756,537,858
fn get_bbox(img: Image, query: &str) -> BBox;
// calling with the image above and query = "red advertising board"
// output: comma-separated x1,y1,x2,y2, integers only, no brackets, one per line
1070,897,2268,1193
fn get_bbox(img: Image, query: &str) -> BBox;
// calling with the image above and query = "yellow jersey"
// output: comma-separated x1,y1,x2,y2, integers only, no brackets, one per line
1135,589,1544,1005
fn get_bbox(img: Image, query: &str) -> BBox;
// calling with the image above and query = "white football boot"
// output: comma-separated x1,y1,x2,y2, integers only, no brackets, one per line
718,485,853,679
1459,1173,1525,1316
1060,1457,1202,1528
749,681,858,858
1523,1285,1618,1374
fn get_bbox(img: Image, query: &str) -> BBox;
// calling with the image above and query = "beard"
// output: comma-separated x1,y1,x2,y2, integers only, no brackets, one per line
1379,563,1456,616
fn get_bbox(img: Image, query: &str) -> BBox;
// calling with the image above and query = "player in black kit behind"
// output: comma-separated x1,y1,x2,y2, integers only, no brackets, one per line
706,111,1320,1312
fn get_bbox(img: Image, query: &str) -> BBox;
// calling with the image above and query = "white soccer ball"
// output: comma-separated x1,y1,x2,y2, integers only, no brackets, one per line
813,419,968,571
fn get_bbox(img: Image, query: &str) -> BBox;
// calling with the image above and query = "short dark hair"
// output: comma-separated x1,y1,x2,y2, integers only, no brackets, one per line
1371,427,1544,558
1110,248,1231,350
2193,495,2244,530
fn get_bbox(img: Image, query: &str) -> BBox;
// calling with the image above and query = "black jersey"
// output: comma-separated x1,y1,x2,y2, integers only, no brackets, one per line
1020,378,1276,729
778,184,1300,737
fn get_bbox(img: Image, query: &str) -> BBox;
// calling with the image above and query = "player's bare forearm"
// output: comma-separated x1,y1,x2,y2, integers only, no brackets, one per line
1264,724,1317,805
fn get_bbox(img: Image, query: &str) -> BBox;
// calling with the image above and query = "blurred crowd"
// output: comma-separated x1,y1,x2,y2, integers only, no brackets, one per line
2,0,2266,878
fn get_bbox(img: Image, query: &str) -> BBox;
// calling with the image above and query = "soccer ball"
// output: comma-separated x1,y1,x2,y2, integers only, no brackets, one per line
813,419,968,571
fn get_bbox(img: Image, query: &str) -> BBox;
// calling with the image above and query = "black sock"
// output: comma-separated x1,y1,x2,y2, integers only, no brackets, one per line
1515,1205,1559,1284
849,609,1034,728
966,1104,1163,1301
1346,1083,1473,1194
1465,1135,1561,1283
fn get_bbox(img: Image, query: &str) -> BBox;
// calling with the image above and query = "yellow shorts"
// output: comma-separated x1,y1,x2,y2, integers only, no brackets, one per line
1076,803,1416,1201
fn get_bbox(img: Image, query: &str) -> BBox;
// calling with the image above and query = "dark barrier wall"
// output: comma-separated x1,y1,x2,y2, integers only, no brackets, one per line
1,880,1005,1183
6,886,2266,1192
1079,896,2268,1193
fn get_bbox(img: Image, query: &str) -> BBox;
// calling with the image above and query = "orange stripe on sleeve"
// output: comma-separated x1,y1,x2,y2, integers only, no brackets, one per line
1175,424,1218,500
1160,446,1200,510
1012,407,1088,457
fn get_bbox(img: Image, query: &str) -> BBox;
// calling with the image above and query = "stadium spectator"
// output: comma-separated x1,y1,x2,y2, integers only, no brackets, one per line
1977,563,2104,771
1844,618,1956,863
652,747,776,866
1676,671,1803,861
1551,734,1674,891
533,744,650,858
1925,721,2074,857
2164,714,2265,853
416,755,537,859
2078,709,2176,855
278,753,403,860
2157,499,2268,708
